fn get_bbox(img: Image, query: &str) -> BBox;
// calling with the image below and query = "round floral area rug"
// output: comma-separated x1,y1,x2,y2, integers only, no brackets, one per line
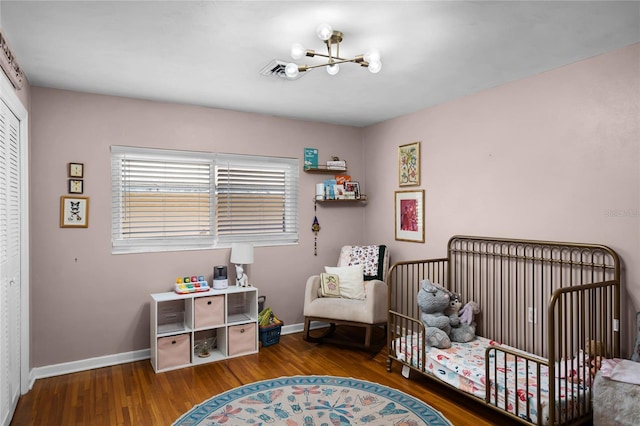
173,375,452,426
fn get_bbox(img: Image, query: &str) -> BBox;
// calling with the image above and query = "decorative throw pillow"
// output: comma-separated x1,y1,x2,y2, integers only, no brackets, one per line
632,312,640,362
324,264,365,300
319,273,341,298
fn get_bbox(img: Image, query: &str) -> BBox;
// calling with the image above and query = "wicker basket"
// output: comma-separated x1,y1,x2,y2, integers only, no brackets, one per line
259,321,283,347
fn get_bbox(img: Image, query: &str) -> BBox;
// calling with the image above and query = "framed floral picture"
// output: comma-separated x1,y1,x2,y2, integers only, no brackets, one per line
60,196,89,228
395,190,424,243
398,141,420,186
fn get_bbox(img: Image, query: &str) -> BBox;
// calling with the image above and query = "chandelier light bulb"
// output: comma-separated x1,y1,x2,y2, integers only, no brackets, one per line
326,63,340,75
285,63,300,78
368,60,382,74
290,43,305,60
364,48,381,63
316,23,333,41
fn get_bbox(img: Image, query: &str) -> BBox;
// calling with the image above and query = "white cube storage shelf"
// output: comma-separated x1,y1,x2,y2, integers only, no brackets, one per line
150,286,259,373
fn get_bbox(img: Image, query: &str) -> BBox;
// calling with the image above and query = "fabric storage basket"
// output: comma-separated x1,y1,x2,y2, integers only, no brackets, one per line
157,334,190,370
228,323,257,356
259,321,283,347
194,295,225,329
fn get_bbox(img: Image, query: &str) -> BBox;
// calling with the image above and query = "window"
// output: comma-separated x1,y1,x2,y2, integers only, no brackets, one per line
111,146,299,254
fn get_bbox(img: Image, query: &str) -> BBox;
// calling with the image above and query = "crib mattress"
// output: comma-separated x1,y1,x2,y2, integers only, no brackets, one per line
393,334,590,424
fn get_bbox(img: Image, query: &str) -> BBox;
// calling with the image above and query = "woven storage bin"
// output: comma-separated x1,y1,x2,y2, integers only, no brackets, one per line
259,321,283,347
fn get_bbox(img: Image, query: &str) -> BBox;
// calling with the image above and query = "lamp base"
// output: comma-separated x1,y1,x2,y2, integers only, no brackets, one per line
213,278,228,289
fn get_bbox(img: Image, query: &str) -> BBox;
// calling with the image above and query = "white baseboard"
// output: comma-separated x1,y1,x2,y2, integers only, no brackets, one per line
27,322,326,387
29,349,150,388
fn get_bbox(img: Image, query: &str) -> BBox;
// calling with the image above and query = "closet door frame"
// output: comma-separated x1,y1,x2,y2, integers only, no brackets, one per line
0,71,30,397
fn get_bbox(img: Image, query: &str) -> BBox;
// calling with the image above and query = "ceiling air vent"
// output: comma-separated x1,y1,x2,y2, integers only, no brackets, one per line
260,59,306,80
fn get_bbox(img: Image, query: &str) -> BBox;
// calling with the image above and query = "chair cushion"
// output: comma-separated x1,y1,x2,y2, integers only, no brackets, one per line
324,264,365,300
338,245,387,281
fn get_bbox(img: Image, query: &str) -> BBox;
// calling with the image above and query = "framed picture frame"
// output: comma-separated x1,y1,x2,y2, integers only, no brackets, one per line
344,181,361,199
395,190,424,243
68,179,83,194
68,162,84,178
398,142,420,186
60,196,89,228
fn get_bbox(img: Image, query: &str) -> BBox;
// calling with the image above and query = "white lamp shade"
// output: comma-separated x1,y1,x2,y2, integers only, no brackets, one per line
368,60,382,74
290,43,306,60
230,243,254,264
285,63,299,78
326,63,340,75
364,48,381,63
316,23,333,41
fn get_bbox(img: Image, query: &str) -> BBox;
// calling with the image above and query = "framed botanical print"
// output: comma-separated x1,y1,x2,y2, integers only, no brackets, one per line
60,196,89,228
398,142,420,186
395,190,424,243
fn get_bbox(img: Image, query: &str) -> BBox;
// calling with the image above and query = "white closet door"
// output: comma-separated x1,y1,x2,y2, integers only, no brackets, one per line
0,98,21,426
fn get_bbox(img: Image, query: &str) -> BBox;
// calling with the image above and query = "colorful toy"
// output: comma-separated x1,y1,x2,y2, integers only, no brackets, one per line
174,275,210,294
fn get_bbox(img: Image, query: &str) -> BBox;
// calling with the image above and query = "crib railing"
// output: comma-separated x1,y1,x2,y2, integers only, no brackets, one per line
447,236,620,360
387,258,447,373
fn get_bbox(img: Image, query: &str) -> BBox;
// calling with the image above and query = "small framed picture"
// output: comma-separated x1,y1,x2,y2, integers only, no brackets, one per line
60,196,89,228
344,181,361,199
68,162,84,178
398,142,420,186
395,190,424,243
68,179,83,194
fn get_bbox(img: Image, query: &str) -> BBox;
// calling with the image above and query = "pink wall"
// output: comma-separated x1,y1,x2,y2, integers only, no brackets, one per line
29,43,639,367
363,43,640,354
29,88,366,367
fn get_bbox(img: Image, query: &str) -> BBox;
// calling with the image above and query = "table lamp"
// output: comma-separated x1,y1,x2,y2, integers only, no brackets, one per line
230,243,254,287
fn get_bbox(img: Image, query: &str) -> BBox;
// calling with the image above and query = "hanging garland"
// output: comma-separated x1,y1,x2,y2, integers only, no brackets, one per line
312,200,321,256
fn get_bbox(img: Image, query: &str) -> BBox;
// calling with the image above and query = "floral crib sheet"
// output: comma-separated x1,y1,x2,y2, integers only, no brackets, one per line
393,334,590,424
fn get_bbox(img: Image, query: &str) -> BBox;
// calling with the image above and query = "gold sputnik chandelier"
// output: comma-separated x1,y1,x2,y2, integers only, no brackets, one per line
285,24,382,78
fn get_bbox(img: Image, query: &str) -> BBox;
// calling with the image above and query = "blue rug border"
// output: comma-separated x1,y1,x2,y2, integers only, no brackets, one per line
173,375,452,426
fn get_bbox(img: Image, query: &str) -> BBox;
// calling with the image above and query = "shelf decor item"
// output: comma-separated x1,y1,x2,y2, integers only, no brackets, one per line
394,190,424,243
60,196,89,228
231,243,254,287
304,147,318,169
398,142,420,187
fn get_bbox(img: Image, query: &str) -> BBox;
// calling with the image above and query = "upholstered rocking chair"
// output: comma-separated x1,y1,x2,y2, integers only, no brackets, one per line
303,245,389,350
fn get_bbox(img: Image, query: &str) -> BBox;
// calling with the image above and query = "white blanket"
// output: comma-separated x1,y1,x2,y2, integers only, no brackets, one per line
600,358,640,385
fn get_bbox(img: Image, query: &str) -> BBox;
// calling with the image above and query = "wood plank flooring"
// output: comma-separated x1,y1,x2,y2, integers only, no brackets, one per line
11,329,517,425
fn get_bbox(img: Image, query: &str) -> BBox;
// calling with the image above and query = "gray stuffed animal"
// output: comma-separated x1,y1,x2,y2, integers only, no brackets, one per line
416,279,452,349
443,291,476,343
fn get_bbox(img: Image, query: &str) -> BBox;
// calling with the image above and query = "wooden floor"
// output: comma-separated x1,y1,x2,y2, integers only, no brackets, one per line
11,329,518,425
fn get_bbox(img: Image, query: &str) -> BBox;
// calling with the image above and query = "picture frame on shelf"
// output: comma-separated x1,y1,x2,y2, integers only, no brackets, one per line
60,196,89,228
395,190,424,243
344,181,361,199
398,142,420,187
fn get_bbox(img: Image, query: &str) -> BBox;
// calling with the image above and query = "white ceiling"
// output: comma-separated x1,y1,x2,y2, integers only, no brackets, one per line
2,1,639,127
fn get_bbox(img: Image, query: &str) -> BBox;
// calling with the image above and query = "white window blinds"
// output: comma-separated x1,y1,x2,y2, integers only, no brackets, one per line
111,146,299,254
216,154,298,245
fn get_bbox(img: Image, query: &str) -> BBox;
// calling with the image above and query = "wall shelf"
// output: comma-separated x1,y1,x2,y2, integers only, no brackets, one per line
314,195,368,204
304,165,347,173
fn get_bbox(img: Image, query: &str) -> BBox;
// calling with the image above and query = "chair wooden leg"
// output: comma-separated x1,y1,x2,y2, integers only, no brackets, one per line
303,317,337,343
364,325,372,350
303,317,311,342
